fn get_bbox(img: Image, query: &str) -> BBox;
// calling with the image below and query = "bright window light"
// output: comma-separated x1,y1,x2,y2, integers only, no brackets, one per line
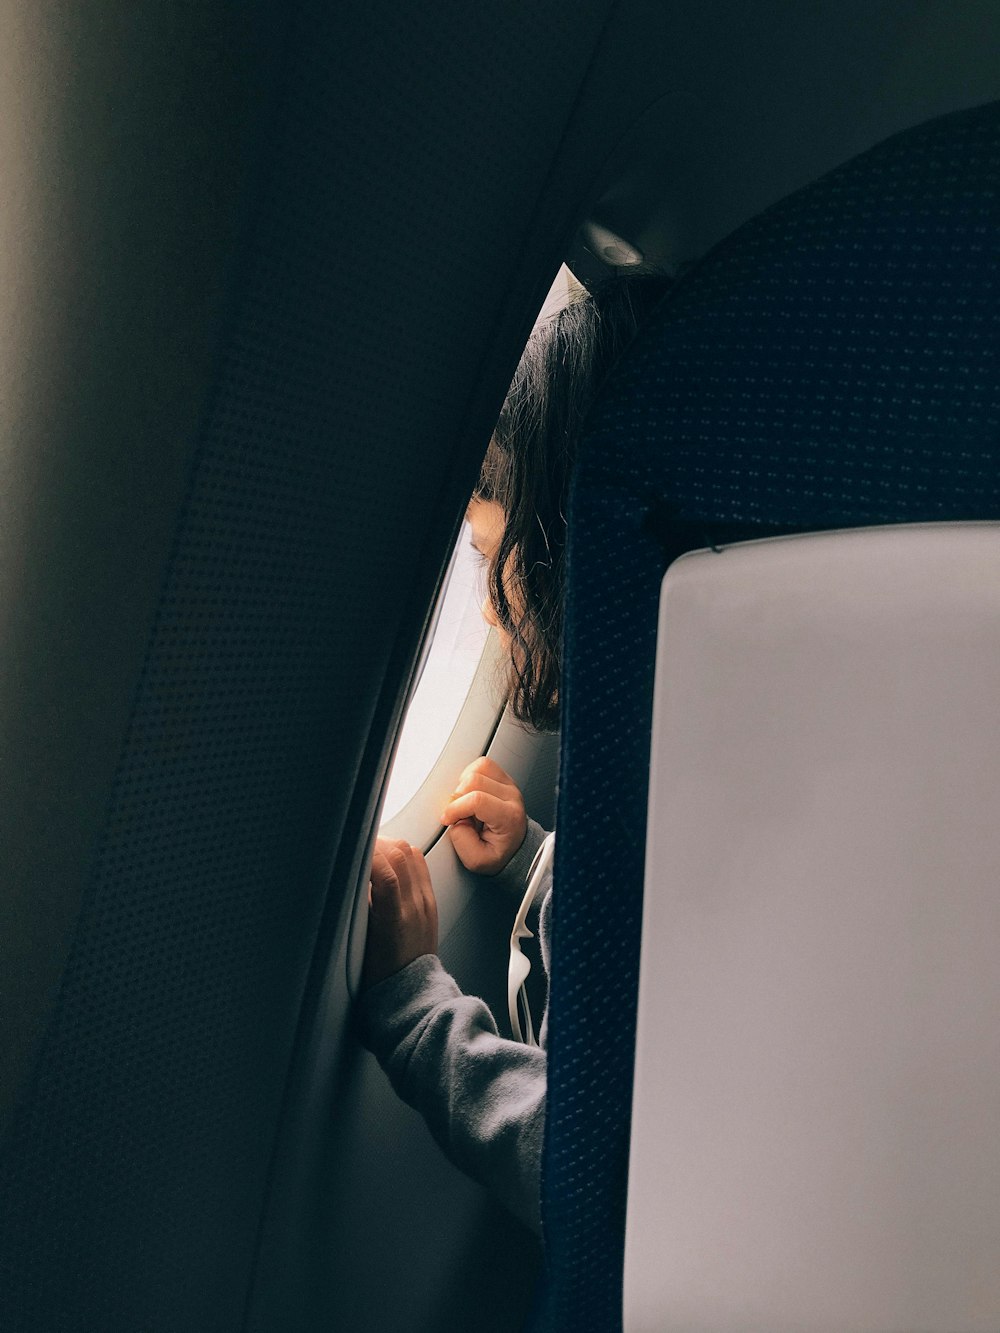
381,523,491,824
379,266,580,829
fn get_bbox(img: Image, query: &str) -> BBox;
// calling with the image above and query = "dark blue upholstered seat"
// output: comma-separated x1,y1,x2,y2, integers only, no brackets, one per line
533,99,1000,1332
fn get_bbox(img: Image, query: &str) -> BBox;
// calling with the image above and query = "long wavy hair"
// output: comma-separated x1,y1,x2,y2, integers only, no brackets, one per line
475,272,673,731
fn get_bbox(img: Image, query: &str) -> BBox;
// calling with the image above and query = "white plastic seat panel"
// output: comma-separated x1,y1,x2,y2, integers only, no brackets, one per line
625,523,1000,1333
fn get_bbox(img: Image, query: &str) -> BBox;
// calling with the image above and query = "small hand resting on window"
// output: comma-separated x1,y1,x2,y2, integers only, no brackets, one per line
361,839,439,990
441,756,527,875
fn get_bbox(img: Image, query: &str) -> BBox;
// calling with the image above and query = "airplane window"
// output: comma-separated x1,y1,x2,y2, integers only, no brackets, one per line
379,264,580,836
380,521,491,825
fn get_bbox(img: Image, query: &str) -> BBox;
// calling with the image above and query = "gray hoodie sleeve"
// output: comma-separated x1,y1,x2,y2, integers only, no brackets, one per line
484,817,547,899
354,819,551,1232
356,954,546,1231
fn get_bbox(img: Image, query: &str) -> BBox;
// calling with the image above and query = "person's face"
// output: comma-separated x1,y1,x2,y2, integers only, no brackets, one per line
466,497,506,632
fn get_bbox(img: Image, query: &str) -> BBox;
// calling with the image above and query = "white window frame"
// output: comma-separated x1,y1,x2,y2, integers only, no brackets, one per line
376,264,580,847
379,628,505,847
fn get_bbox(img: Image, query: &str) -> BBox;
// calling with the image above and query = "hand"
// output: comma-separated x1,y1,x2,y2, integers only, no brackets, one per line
362,838,438,990
441,756,527,875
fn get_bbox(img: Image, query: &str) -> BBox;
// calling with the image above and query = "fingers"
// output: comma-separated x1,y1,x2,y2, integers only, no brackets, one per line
370,758,527,893
362,838,438,990
441,757,528,874
450,771,511,802
454,755,517,791
369,839,432,915
446,820,495,873
441,789,509,830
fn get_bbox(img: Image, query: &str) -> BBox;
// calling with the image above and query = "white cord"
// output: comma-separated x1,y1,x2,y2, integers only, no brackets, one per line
508,832,555,1045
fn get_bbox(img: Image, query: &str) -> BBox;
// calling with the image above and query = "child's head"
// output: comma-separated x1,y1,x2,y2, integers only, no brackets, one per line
469,272,672,731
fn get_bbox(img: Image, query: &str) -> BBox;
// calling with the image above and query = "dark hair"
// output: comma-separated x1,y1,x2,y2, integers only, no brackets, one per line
475,272,673,731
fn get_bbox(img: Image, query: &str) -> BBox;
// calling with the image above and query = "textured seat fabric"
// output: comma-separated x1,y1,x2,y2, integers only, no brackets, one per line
534,100,1000,1331
0,3,620,1330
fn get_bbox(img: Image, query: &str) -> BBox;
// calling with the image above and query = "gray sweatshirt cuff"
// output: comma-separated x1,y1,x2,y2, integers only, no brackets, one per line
355,953,459,1063
489,816,548,898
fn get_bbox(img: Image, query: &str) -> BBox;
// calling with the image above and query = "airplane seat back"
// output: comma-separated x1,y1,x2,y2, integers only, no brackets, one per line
534,99,1000,1331
627,522,1000,1331
0,5,624,1330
